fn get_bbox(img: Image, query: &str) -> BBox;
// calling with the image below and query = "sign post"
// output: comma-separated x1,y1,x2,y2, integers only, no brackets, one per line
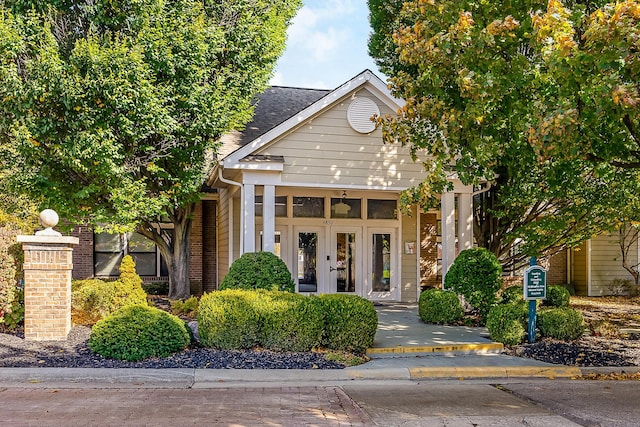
523,257,547,343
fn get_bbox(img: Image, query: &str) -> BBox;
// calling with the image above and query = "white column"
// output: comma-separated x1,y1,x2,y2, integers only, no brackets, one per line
457,193,473,251
441,191,456,287
262,185,276,253
243,183,255,253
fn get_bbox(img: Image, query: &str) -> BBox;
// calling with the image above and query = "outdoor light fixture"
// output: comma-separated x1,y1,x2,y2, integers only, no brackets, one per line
342,190,347,201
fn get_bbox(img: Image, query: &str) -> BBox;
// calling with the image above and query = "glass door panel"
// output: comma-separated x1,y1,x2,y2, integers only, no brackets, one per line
372,233,391,292
335,232,356,293
297,232,318,292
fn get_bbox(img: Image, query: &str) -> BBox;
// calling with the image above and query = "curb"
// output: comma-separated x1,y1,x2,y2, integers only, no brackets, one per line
367,342,504,356
408,365,582,379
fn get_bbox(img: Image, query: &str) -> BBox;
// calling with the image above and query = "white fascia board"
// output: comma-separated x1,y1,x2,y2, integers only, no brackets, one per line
226,162,284,172
222,70,405,167
274,181,409,192
242,171,282,186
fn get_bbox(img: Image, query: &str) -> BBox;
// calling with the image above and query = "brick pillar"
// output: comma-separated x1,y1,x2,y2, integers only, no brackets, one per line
17,210,78,341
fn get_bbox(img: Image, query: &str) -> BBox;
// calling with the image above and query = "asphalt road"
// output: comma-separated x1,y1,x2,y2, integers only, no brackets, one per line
6,379,638,426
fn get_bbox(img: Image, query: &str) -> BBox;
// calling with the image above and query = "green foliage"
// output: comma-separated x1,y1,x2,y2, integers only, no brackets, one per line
170,296,199,318
89,304,190,361
197,289,262,349
500,286,524,305
543,285,570,308
0,285,24,331
219,252,295,293
260,292,324,352
142,281,169,295
72,256,147,325
0,218,34,319
538,307,584,341
316,294,378,354
0,0,302,300
444,248,503,318
486,303,527,346
418,288,464,324
198,290,378,354
368,0,640,269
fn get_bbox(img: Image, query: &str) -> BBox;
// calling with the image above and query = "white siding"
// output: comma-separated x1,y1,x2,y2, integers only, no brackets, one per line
217,188,230,281
257,89,426,189
590,233,637,295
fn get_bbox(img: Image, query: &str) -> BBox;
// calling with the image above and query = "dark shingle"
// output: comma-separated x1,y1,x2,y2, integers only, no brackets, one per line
238,86,330,146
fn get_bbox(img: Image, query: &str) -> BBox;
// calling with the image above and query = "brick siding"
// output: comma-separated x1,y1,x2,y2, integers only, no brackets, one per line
21,240,76,341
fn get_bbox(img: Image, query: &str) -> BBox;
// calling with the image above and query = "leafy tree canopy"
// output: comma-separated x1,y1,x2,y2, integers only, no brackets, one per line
368,0,640,268
0,0,301,298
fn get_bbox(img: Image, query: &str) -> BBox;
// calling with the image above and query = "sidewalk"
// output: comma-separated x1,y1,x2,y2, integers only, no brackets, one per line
1,303,633,388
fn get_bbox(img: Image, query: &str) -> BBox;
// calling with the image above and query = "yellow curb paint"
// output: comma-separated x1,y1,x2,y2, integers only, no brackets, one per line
408,366,581,379
367,342,503,355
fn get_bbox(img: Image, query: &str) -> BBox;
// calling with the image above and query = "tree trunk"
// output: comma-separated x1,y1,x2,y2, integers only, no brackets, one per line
138,203,194,300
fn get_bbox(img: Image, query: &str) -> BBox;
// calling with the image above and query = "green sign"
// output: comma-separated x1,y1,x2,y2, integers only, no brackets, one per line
524,265,547,300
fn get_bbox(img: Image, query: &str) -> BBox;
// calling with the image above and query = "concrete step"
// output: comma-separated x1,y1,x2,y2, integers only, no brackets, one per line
367,342,504,358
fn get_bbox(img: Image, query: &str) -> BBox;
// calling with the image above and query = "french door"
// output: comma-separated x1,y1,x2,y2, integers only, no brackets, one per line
295,226,397,300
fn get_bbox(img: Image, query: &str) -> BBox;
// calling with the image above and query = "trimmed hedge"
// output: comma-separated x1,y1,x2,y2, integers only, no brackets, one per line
538,307,584,341
197,290,378,354
198,289,262,349
316,294,378,354
260,292,324,352
72,256,147,325
418,289,464,324
486,303,527,346
219,252,295,293
444,248,502,318
543,285,571,308
500,286,524,305
89,305,190,361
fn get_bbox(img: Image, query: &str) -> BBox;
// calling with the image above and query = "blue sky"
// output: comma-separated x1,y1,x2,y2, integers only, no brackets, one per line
270,0,386,90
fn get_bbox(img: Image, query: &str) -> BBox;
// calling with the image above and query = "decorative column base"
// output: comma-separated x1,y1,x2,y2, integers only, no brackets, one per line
17,235,79,341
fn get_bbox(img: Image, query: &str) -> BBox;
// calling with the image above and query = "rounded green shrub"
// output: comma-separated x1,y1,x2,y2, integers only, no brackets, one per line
500,286,524,305
538,307,584,341
486,303,527,346
543,285,571,308
316,294,378,354
197,289,262,349
444,248,502,318
260,292,324,352
72,256,147,325
219,252,295,293
89,305,190,361
418,289,463,324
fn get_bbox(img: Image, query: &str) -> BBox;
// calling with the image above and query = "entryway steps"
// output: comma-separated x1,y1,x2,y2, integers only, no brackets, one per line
367,342,504,357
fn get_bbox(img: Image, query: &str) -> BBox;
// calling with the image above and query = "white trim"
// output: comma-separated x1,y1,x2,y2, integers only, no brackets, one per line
222,70,404,168
243,184,256,253
262,185,275,253
441,192,456,286
457,193,473,251
226,162,284,171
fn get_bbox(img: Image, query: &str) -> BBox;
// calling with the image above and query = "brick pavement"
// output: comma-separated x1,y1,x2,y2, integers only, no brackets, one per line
0,387,375,426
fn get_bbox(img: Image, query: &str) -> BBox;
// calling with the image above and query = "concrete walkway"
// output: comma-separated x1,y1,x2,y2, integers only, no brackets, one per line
0,303,597,388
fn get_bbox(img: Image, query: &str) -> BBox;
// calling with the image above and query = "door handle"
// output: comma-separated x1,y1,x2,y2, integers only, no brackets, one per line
329,266,336,272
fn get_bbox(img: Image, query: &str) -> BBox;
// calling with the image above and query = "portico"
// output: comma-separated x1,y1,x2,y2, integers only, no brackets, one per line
210,70,475,302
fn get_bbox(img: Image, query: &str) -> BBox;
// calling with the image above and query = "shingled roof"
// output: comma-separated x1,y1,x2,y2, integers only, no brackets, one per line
240,86,331,146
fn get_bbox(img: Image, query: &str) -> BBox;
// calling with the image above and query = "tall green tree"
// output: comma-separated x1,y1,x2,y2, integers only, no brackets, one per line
368,0,640,269
0,0,301,299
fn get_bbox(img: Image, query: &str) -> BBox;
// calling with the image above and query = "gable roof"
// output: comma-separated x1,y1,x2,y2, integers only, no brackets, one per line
236,87,330,147
220,69,404,169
